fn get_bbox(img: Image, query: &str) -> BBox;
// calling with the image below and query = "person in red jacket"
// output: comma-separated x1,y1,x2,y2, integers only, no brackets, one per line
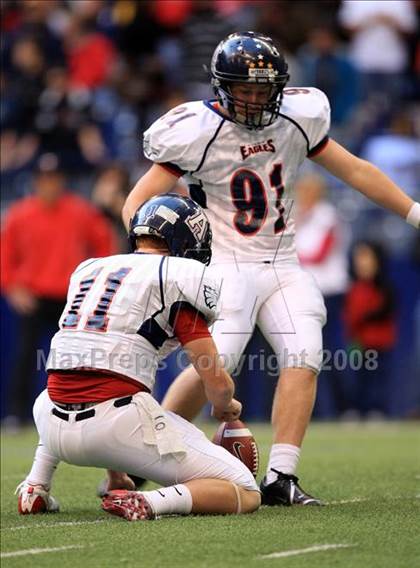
1,154,117,429
343,240,397,417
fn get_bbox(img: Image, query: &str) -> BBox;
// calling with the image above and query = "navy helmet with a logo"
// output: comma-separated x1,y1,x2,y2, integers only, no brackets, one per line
210,31,289,129
129,193,212,266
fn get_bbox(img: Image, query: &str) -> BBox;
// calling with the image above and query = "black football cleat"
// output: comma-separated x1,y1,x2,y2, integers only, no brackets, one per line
260,469,323,506
127,475,146,489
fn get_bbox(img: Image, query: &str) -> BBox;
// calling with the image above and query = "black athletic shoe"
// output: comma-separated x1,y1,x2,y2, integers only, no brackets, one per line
260,469,322,506
96,475,146,498
127,475,146,489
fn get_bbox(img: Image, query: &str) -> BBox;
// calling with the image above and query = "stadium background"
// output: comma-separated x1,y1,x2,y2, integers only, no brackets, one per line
1,0,419,424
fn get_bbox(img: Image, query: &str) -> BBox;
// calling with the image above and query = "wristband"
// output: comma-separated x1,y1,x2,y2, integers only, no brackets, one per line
406,203,420,229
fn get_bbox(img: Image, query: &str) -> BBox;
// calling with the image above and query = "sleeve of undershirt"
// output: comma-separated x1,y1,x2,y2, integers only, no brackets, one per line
173,304,211,346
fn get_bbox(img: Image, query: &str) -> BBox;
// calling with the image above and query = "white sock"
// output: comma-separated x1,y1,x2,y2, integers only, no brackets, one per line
142,484,193,516
26,443,59,489
266,443,301,483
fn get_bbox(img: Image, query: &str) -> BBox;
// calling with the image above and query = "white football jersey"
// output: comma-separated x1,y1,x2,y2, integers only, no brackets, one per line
143,88,330,263
47,253,220,391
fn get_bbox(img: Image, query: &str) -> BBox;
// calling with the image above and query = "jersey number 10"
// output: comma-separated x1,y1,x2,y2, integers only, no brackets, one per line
230,163,285,236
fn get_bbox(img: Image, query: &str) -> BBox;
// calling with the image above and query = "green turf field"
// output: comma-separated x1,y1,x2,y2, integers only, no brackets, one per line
1,422,419,568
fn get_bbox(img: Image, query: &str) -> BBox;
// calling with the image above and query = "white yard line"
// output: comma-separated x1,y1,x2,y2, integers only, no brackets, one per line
326,498,368,505
258,543,355,560
260,494,414,509
327,495,420,505
1,545,85,558
2,520,106,531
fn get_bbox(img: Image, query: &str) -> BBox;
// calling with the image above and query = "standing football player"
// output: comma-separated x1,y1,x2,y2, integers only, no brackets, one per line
16,194,260,520
121,32,420,506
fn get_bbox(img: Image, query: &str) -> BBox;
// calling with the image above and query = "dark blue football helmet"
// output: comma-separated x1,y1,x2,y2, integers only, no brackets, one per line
211,31,289,129
129,193,212,265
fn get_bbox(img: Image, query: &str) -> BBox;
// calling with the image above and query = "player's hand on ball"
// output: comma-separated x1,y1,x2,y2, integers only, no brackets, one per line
212,398,242,422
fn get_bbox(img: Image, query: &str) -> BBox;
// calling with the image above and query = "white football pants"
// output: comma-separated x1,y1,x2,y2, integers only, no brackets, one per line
33,389,258,492
208,260,327,374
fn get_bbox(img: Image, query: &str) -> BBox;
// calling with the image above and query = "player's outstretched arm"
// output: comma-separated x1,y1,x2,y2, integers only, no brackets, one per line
312,139,419,227
183,336,242,422
122,164,179,230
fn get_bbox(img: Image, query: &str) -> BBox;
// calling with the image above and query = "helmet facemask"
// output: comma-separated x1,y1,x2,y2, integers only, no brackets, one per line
213,79,287,129
210,31,290,130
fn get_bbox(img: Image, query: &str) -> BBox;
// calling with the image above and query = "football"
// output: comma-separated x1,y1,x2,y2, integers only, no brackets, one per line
212,420,259,477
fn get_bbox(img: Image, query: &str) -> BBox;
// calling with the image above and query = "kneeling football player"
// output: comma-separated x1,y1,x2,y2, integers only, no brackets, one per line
16,195,260,521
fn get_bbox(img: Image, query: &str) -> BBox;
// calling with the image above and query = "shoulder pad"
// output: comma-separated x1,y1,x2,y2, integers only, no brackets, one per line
143,102,223,174
281,88,330,155
163,257,221,326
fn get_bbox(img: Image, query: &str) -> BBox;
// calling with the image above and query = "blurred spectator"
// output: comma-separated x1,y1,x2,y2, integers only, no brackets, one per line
255,0,340,54
361,109,420,200
412,1,420,98
64,12,117,90
295,173,350,418
254,1,304,86
214,0,258,29
359,109,420,255
0,154,117,430
153,0,192,29
91,162,130,252
1,0,65,71
7,36,46,131
0,129,39,176
180,0,234,99
408,232,420,418
298,26,360,127
0,70,20,130
111,0,167,63
102,1,171,132
295,174,350,298
34,66,110,171
1,1,23,35
77,122,109,167
343,241,398,418
338,0,417,105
